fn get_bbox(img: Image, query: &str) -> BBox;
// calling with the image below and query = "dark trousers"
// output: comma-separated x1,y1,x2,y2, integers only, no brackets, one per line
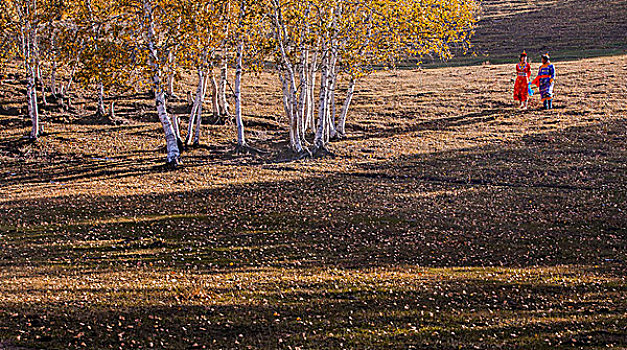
544,99,553,109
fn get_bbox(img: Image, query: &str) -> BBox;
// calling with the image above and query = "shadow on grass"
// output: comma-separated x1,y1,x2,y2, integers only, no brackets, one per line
344,106,515,142
1,119,625,271
422,0,627,68
0,119,626,349
1,105,518,188
0,271,625,349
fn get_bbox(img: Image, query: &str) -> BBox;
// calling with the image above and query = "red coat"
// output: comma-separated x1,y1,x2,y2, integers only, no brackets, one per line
514,62,531,101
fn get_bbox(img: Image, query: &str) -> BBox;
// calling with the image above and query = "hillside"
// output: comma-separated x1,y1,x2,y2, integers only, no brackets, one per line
427,0,627,66
1,54,626,349
0,1,626,349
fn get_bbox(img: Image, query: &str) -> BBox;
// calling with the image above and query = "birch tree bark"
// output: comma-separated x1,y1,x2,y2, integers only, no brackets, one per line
17,1,40,139
185,67,205,146
327,61,338,140
192,72,206,144
97,80,106,116
305,51,317,134
313,50,328,148
234,38,246,147
208,72,219,119
336,77,355,137
218,53,229,116
166,50,176,97
50,34,58,95
26,38,40,139
142,0,180,165
271,0,304,153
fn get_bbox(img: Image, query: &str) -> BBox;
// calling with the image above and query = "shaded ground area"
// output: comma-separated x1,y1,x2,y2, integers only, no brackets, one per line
0,56,626,349
425,0,627,66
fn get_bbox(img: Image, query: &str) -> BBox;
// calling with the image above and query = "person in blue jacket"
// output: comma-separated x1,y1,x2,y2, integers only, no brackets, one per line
532,53,556,110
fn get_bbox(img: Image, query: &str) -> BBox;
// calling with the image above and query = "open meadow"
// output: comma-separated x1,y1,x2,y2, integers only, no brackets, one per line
1,52,626,349
1,0,627,348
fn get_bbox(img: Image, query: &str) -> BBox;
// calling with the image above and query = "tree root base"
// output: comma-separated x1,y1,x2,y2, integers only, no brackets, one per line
184,141,201,151
94,111,129,126
306,143,336,158
330,132,346,141
278,144,335,161
206,114,231,125
23,135,39,142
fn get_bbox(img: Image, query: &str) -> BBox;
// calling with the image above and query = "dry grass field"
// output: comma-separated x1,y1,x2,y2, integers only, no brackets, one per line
1,0,627,347
425,0,627,66
0,52,625,349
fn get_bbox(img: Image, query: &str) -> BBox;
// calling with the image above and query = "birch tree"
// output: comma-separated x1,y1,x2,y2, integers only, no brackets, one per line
0,9,16,115
269,0,312,154
177,0,228,146
3,0,47,139
270,0,477,156
230,0,268,151
72,0,132,121
0,8,15,78
116,0,185,165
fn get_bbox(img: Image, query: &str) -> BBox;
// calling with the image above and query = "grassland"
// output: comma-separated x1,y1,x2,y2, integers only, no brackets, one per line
422,0,627,67
1,47,626,348
2,0,627,346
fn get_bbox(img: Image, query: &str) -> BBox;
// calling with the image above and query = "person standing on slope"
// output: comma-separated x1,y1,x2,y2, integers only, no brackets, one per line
532,53,556,110
514,51,531,109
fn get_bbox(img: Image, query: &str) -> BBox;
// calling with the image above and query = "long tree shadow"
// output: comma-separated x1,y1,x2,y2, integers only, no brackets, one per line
343,108,509,142
1,119,625,271
432,0,627,65
0,270,624,349
0,119,625,349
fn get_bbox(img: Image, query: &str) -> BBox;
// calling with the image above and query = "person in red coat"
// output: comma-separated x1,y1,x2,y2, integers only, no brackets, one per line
513,51,531,110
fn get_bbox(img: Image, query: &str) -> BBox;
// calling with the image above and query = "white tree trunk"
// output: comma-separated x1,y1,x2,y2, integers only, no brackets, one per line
186,68,204,145
218,54,229,116
327,63,338,140
25,29,39,138
17,0,40,138
167,74,175,97
97,80,106,116
40,74,47,107
234,40,246,147
298,52,308,141
171,112,182,141
27,61,39,139
278,70,293,143
143,0,180,164
314,54,328,147
64,58,79,96
305,52,317,134
33,29,42,85
209,72,219,118
192,85,204,144
337,78,355,137
50,60,57,95
167,51,176,98
110,101,116,120
155,91,180,164
49,33,58,95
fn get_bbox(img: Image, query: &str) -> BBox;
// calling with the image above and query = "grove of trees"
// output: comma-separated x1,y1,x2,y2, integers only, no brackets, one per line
0,0,478,165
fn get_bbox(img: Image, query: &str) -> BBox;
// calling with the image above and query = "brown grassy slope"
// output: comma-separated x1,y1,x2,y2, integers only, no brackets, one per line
1,55,625,201
426,0,627,66
0,55,625,349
